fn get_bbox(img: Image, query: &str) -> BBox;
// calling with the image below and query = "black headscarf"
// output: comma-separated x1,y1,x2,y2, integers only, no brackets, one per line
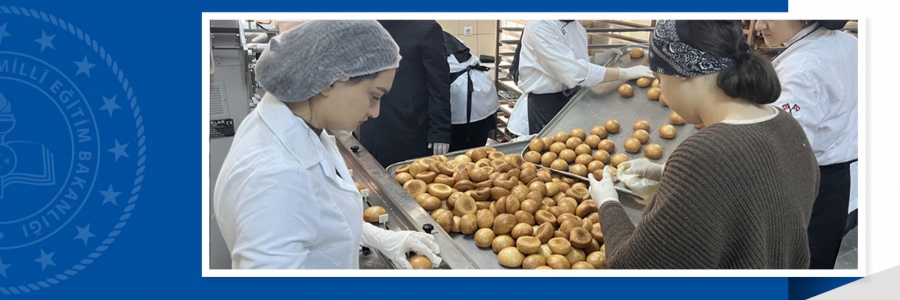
648,20,749,78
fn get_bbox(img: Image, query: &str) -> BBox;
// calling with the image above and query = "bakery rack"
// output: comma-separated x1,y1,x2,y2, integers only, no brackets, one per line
492,20,654,140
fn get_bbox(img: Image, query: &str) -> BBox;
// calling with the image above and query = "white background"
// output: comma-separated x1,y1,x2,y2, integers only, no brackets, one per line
202,4,894,277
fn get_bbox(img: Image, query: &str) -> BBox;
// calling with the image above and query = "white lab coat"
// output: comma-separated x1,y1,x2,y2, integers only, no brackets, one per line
508,20,607,136
771,25,858,213
214,95,387,269
448,40,499,125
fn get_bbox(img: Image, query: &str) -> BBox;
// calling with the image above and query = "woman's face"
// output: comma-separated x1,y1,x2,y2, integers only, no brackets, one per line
319,69,397,132
656,72,702,125
755,20,807,47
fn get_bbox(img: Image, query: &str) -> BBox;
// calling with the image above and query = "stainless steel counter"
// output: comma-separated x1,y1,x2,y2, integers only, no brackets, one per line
335,131,482,269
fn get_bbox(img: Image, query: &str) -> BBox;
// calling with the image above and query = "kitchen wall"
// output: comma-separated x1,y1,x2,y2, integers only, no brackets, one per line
437,20,498,59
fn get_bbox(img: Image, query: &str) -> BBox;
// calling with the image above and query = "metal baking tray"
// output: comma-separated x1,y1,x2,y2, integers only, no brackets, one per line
336,131,481,269
525,44,700,201
385,141,529,269
384,141,530,172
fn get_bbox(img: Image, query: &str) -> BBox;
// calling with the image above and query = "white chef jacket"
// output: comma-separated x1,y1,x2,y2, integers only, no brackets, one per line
508,20,607,136
213,95,386,269
448,39,499,125
771,25,858,213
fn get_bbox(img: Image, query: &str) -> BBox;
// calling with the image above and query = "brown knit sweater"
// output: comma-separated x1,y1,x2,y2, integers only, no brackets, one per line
600,109,820,269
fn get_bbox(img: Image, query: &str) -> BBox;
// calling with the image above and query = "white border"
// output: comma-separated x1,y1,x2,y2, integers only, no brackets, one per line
202,13,866,278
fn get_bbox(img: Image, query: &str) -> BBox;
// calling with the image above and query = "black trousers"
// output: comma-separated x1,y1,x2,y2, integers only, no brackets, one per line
449,113,497,152
527,88,580,135
807,161,853,269
845,209,857,235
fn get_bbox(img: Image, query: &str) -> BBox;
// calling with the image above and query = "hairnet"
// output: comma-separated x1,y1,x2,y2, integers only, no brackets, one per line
255,20,402,103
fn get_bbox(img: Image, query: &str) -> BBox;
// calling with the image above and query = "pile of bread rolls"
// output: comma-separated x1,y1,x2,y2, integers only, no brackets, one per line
393,149,609,269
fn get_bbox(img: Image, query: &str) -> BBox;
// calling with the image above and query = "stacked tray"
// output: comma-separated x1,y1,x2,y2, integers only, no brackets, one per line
523,44,700,201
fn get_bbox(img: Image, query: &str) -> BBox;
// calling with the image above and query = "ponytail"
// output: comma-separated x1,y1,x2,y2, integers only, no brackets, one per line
686,20,782,105
716,52,781,104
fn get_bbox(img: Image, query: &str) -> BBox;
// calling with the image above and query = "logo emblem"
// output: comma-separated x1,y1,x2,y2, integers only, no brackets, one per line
781,103,801,116
0,6,146,295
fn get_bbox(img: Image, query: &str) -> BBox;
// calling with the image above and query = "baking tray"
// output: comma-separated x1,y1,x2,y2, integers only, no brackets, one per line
385,141,529,269
525,44,700,200
386,138,650,268
384,141,530,172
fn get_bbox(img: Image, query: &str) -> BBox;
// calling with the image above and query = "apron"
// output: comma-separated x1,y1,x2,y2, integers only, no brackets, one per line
450,63,492,143
807,158,856,269
526,87,581,135
510,20,581,135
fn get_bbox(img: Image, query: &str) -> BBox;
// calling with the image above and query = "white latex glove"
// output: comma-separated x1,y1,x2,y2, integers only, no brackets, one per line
361,224,442,269
619,65,654,81
588,167,619,206
618,160,665,181
510,134,538,143
592,48,623,65
428,143,450,155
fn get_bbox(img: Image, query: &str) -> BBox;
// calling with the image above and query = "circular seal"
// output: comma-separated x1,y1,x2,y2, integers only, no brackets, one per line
0,6,146,295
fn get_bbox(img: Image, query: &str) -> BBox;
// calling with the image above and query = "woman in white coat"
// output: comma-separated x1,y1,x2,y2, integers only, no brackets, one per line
755,20,858,269
507,20,652,135
214,20,440,269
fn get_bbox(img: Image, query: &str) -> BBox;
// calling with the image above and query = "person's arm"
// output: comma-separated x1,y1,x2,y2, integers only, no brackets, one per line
526,22,607,88
230,165,320,269
773,69,823,154
599,149,727,269
421,21,452,145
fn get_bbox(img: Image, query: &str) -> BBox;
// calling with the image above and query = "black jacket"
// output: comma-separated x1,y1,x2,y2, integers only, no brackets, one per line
360,20,451,167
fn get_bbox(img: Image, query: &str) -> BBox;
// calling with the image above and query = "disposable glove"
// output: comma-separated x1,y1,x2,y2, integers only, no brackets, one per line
361,223,442,269
588,167,619,206
592,48,623,65
617,160,663,205
428,143,450,155
618,160,665,181
510,134,538,143
619,65,654,81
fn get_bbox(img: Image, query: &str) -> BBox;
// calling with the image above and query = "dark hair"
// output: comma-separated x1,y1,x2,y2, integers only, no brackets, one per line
687,20,781,104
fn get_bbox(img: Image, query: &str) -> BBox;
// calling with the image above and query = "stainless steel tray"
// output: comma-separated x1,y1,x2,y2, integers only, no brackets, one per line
384,141,529,269
384,141,530,172
526,44,699,200
336,132,482,270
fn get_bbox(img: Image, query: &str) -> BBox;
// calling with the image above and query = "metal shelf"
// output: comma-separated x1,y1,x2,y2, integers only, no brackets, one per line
498,103,514,115
599,20,653,28
498,79,523,96
585,27,654,33
588,43,644,49
592,32,648,44
500,27,524,32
